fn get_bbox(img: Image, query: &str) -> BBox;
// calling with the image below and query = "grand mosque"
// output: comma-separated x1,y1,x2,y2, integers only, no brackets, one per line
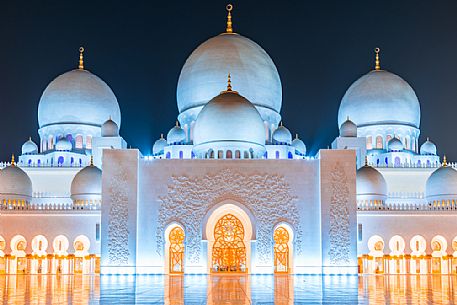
0,5,456,276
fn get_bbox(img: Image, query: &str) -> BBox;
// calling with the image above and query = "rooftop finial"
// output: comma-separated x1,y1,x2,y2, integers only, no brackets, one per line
78,47,85,70
443,155,447,167
227,73,232,91
374,47,381,71
226,4,233,33
295,133,299,140
90,155,94,166
175,120,179,127
11,154,15,166
365,155,368,166
160,133,164,139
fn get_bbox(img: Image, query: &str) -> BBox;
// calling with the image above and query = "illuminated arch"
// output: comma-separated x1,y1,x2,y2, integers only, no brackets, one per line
367,235,384,257
31,235,48,256
73,235,90,257
211,214,246,273
409,235,426,256
388,235,405,256
273,226,290,273
169,226,185,274
53,235,69,256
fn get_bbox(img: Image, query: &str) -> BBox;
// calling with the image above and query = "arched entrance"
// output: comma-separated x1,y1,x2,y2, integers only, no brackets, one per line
274,227,289,273
169,226,185,273
211,214,247,273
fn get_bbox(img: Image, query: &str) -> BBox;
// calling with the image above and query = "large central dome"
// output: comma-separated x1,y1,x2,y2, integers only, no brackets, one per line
177,33,282,114
338,70,420,129
38,69,121,128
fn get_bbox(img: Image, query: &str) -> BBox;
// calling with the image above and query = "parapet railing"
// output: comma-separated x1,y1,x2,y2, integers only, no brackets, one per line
0,202,100,211
369,161,457,169
358,202,457,211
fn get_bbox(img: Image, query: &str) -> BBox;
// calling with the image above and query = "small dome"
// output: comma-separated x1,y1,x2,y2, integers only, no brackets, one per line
388,137,404,151
356,165,388,201
426,162,457,203
272,124,292,145
291,135,306,156
193,87,265,157
153,135,167,155
71,163,102,202
167,123,186,145
339,117,357,137
55,138,72,151
101,118,119,137
21,138,38,155
338,70,420,129
420,138,437,156
38,69,121,129
0,162,33,201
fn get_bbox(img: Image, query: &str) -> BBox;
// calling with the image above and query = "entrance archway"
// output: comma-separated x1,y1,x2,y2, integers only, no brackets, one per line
169,226,185,273
274,227,289,273
211,214,246,273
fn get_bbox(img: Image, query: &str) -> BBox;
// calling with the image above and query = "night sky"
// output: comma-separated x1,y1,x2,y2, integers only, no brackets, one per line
2,1,457,161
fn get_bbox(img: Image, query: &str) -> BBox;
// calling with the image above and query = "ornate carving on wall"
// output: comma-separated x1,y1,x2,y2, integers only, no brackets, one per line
106,168,130,265
328,163,351,265
157,169,301,265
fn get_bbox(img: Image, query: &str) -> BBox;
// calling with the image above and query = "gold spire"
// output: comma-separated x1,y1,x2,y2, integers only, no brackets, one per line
295,133,299,140
78,47,85,70
90,155,94,166
226,4,233,33
11,154,15,166
443,155,447,167
374,47,381,71
175,120,179,127
221,73,238,94
160,133,164,139
364,155,368,166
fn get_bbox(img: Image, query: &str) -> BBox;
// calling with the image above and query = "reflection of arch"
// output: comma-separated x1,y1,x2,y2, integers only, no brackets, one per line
0,236,5,256
11,235,27,257
410,235,426,256
389,235,405,255
53,235,69,256
169,226,185,274
368,235,384,257
274,226,291,273
31,235,48,256
211,214,246,273
73,235,90,256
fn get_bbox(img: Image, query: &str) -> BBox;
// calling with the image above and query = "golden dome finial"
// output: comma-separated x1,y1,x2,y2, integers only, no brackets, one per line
295,133,299,140
374,47,381,71
160,133,164,139
175,120,180,127
90,155,94,166
11,154,15,166
365,155,368,166
427,137,430,141
227,73,233,91
226,4,233,33
78,47,85,70
443,155,448,167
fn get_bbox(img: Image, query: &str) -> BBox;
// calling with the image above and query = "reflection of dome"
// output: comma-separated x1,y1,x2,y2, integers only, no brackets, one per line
425,160,457,203
387,137,404,151
338,70,420,129
356,165,387,201
0,160,33,202
420,138,437,155
55,138,72,151
167,123,186,145
272,124,292,145
193,85,265,158
101,117,119,137
177,33,282,115
71,163,102,202
38,69,121,129
153,134,167,155
291,135,306,156
22,138,38,155
340,117,357,137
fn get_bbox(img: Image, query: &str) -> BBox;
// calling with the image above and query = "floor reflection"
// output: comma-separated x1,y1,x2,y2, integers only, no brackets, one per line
2,274,457,304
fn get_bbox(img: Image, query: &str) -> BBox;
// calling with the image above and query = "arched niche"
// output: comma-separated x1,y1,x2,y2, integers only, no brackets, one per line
164,222,185,274
273,222,294,273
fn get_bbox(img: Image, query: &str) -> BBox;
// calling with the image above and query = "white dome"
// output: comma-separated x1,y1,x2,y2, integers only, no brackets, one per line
71,164,102,201
387,137,404,151
177,33,282,115
55,138,72,151
153,135,167,155
291,135,306,156
426,164,457,203
356,165,387,201
167,124,186,145
38,69,121,129
21,138,38,155
0,164,33,201
101,118,119,137
420,138,437,156
193,89,265,156
338,70,420,129
272,125,292,145
340,118,357,137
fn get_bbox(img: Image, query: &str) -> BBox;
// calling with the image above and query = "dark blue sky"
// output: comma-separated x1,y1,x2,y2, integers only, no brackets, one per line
1,0,457,160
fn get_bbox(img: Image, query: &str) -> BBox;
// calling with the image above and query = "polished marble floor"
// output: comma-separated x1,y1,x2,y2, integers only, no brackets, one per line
1,274,457,304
